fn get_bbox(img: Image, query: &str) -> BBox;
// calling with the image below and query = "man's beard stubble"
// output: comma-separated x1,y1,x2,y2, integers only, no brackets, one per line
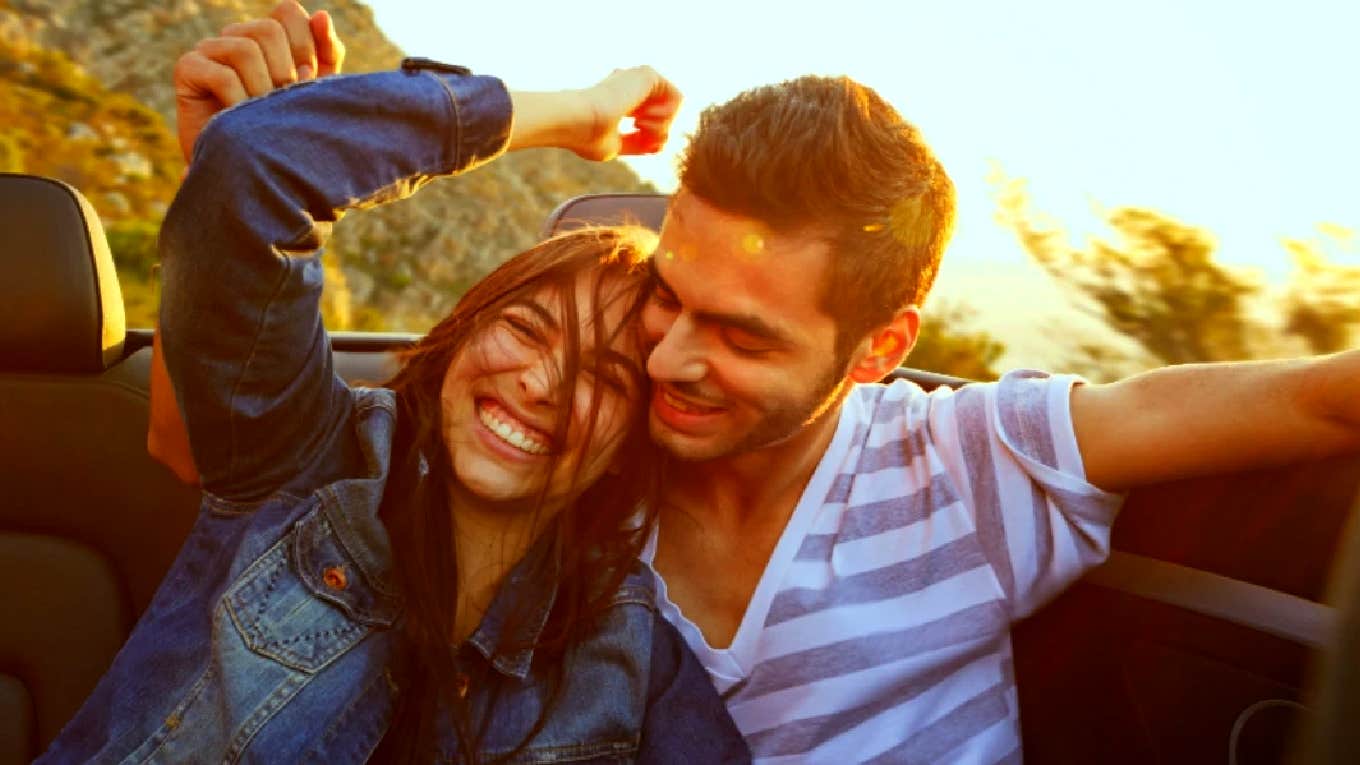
663,355,851,462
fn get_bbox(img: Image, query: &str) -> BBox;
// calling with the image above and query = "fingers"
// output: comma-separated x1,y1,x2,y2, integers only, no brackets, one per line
617,69,682,155
219,19,297,87
174,50,250,107
619,129,666,156
311,10,346,77
270,1,317,80
191,38,270,97
173,50,250,161
173,2,340,163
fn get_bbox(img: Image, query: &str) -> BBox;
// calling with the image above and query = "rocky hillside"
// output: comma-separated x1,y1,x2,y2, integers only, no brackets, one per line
1,0,653,329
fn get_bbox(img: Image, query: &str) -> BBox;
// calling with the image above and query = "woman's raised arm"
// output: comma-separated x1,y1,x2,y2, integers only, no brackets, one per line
159,64,514,501
157,22,678,502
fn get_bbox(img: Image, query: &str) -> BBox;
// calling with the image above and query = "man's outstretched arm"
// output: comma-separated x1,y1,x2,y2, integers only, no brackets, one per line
1071,349,1360,492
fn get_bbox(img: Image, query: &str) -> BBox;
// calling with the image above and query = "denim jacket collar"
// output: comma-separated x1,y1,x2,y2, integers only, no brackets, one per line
466,529,561,679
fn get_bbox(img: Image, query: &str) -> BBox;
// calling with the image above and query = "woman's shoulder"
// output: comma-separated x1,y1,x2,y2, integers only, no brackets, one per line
606,559,659,610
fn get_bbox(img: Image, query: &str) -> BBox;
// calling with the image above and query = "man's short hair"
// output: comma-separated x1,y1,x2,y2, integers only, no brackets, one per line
679,75,956,362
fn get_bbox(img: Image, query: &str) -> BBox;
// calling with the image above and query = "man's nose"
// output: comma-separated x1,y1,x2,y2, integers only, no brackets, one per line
646,316,707,384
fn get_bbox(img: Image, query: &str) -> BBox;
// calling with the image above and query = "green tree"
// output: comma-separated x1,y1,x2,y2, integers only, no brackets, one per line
0,133,23,172
908,301,1006,381
993,172,1262,368
1281,225,1360,354
105,219,160,274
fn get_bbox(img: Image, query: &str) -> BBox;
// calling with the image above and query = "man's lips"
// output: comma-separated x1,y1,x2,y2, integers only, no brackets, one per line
660,388,723,414
652,387,725,430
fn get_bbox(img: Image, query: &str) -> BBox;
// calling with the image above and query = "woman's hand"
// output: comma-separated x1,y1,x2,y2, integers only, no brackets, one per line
582,66,683,159
173,1,345,162
510,66,682,161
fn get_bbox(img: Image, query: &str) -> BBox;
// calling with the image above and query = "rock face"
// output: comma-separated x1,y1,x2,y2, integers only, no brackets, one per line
3,0,653,330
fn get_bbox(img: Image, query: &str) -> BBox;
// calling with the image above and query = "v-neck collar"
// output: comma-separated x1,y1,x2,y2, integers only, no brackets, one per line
643,395,862,682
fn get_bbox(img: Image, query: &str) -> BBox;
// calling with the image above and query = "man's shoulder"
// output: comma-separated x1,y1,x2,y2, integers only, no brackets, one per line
837,370,1075,452
847,369,1071,411
843,375,968,426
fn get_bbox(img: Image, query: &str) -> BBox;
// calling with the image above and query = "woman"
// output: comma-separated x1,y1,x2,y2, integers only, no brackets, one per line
39,55,748,764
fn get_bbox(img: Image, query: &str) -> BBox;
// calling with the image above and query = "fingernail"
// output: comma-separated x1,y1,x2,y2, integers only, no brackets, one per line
298,64,314,80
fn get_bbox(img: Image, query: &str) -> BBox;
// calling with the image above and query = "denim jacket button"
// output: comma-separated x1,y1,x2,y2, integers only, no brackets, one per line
322,565,348,591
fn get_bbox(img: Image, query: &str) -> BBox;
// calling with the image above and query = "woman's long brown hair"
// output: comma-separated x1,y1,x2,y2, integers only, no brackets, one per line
372,226,664,763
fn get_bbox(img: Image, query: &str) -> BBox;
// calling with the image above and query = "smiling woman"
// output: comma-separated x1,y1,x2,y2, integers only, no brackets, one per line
434,246,650,511
375,226,667,760
34,5,748,763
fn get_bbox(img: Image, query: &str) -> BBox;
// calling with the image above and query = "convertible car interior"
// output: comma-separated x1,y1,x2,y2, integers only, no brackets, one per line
2,172,1357,764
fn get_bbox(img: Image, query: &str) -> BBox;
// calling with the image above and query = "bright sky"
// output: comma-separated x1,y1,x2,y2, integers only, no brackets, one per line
365,0,1359,288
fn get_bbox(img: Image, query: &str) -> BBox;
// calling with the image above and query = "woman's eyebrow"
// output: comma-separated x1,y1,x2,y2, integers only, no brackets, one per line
582,346,644,382
507,298,560,331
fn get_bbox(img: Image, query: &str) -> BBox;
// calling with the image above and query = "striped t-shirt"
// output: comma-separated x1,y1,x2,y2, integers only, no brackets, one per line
643,370,1124,763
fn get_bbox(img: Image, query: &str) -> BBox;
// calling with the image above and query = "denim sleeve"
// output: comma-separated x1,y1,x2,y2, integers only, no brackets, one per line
638,613,752,763
158,68,512,502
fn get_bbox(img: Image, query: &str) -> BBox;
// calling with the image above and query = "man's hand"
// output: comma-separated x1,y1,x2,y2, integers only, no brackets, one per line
173,1,345,162
509,66,682,161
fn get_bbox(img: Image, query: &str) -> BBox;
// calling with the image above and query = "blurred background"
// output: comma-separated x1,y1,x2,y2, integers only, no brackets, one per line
3,0,1356,381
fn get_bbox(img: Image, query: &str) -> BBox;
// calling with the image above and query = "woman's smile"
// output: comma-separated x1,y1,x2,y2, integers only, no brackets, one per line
475,397,553,456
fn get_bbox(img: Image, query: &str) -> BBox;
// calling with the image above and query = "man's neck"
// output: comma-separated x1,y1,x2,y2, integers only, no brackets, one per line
650,395,850,649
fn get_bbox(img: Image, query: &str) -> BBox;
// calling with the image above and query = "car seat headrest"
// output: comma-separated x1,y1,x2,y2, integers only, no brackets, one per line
0,174,125,373
541,193,669,239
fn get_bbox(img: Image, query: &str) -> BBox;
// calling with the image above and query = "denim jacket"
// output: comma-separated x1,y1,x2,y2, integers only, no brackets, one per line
39,64,749,764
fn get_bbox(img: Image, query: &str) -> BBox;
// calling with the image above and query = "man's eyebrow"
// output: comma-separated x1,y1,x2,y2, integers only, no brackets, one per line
695,309,794,345
649,259,793,345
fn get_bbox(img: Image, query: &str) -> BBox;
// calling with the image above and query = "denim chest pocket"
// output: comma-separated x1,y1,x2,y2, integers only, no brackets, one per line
225,505,400,673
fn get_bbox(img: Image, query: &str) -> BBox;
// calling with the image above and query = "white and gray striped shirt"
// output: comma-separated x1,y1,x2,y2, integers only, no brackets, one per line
644,370,1124,763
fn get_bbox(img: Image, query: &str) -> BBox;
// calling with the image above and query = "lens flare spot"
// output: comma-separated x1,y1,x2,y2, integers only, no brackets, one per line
889,196,937,250
863,223,885,233
740,232,766,255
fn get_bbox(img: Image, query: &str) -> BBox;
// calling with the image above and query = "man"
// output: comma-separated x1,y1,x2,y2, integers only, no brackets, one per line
637,78,1359,762
156,4,1360,762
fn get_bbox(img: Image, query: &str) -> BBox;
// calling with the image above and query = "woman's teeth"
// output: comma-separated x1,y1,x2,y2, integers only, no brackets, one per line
478,404,550,455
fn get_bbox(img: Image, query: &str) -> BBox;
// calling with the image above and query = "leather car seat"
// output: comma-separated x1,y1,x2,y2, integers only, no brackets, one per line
0,174,200,762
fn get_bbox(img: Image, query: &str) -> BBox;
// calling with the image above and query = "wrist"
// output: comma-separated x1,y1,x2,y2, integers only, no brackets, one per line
507,89,595,153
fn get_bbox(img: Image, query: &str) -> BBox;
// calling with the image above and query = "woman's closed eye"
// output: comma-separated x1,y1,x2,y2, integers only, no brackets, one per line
648,284,680,312
502,311,548,345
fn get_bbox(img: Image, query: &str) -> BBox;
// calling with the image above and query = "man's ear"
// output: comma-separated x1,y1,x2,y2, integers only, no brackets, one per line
848,306,921,383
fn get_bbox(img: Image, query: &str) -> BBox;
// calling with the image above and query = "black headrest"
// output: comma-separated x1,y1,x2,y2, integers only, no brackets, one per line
541,193,670,238
0,174,125,373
